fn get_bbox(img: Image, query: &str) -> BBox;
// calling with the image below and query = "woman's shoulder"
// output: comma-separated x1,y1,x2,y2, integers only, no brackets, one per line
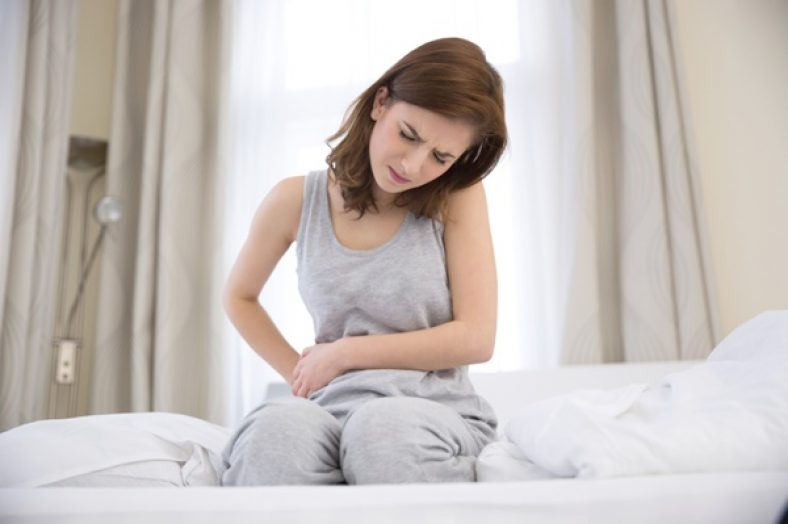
272,170,329,200
272,175,305,197
265,175,305,212
254,175,305,244
444,180,488,225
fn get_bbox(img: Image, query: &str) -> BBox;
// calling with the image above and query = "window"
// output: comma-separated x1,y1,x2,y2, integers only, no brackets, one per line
227,0,542,417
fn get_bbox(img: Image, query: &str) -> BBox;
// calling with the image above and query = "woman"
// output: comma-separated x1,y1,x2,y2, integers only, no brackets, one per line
220,37,508,485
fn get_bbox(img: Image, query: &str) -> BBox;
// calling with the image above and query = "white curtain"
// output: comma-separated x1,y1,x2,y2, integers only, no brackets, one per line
0,0,78,430
515,0,720,364
226,0,719,422
89,0,234,425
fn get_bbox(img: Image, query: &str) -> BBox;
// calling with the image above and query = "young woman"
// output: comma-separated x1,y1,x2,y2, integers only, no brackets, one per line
220,37,508,485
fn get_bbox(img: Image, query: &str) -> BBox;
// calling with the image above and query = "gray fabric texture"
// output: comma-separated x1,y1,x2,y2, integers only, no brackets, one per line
221,169,497,485
221,396,487,485
298,170,496,435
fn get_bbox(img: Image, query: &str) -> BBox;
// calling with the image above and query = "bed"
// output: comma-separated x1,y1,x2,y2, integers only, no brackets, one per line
1,311,787,523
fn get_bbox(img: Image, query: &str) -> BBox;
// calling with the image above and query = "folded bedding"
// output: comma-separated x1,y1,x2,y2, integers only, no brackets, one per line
0,412,230,487
497,310,788,479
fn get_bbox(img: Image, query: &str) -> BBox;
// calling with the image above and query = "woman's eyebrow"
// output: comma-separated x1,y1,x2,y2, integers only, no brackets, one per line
402,121,457,159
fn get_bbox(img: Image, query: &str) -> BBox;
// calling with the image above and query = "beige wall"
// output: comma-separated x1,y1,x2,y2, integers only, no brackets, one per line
672,0,788,337
70,0,117,139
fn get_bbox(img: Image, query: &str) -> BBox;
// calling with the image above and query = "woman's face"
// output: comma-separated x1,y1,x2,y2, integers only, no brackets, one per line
368,87,476,205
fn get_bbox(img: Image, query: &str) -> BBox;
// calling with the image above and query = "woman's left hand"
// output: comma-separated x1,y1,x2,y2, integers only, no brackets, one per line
291,340,348,398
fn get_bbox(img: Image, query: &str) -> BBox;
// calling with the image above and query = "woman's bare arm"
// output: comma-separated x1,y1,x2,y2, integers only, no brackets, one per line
224,177,304,384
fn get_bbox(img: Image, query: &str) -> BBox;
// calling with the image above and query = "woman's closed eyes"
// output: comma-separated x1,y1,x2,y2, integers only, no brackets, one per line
398,129,448,165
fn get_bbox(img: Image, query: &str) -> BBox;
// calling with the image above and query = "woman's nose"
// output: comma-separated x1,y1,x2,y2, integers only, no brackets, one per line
401,147,429,177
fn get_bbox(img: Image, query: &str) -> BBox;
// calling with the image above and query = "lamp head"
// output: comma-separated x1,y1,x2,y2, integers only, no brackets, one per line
94,196,122,225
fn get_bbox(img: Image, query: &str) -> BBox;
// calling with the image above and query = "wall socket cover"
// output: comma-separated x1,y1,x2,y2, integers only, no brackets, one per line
56,339,78,385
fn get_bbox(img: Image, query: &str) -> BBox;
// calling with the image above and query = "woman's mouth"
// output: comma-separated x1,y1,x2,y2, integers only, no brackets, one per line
388,167,410,185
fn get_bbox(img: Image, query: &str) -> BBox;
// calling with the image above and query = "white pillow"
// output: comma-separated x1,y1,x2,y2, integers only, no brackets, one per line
505,310,788,478
0,412,231,487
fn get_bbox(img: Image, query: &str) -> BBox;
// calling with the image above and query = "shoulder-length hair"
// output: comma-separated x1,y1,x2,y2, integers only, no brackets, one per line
325,37,508,220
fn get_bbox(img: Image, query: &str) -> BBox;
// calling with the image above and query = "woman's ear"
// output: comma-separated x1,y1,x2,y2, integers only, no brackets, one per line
370,86,389,121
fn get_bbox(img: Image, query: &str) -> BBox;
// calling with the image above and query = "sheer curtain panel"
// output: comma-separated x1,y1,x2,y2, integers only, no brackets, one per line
89,0,234,425
0,0,78,431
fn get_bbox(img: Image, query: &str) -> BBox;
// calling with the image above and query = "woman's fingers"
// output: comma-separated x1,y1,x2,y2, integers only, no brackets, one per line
291,374,302,396
291,374,311,398
296,382,310,398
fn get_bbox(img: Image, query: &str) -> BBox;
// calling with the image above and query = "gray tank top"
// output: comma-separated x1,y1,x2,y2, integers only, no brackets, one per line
296,170,496,438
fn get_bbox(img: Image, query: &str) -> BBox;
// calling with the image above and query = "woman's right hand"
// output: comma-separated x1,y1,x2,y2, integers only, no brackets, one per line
290,340,348,398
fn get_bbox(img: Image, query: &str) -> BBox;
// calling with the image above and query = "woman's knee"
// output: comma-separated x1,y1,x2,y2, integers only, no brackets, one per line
221,397,343,486
340,397,476,484
233,398,333,447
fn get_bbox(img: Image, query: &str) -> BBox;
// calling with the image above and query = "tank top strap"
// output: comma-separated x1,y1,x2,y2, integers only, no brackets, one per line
296,170,332,266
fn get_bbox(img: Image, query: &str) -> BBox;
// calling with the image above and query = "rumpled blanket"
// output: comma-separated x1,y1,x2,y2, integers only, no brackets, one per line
504,310,788,478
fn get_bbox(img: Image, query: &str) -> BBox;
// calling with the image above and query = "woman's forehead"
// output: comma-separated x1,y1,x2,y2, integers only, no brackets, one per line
390,101,476,149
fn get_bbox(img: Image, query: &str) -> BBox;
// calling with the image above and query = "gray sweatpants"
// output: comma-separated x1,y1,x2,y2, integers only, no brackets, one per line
219,396,490,486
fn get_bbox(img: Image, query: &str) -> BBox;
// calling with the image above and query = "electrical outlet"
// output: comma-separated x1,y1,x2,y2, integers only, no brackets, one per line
56,339,78,384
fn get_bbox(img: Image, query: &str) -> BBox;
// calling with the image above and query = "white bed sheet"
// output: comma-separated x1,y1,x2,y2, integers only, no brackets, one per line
1,472,786,524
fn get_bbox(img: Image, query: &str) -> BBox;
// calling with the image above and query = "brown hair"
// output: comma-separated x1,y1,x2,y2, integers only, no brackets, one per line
325,37,508,220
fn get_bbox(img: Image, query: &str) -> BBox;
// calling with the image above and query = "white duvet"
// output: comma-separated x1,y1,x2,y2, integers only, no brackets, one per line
0,412,230,487
496,310,788,479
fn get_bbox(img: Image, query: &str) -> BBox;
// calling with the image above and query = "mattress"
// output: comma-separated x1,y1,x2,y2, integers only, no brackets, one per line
1,472,786,524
